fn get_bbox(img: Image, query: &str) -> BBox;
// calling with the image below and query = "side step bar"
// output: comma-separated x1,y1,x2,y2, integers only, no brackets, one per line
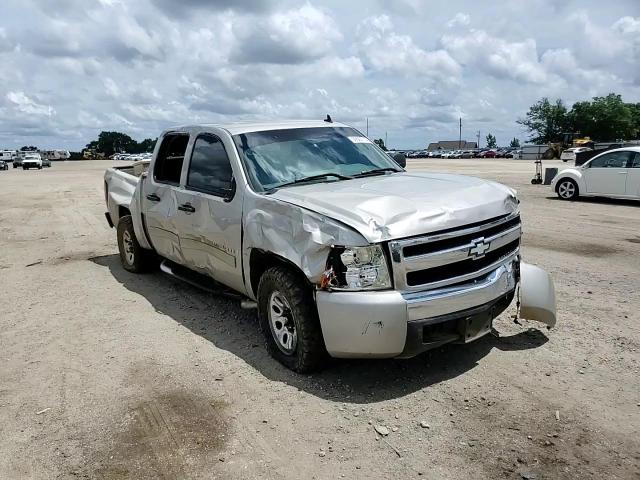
159,260,257,309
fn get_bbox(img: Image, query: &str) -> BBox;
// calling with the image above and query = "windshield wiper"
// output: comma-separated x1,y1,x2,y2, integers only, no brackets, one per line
268,172,353,191
353,167,400,178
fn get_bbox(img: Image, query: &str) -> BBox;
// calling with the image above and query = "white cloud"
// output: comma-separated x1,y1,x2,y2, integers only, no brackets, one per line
232,4,342,64
442,30,549,84
357,15,461,77
541,48,618,89
613,16,640,35
103,78,120,98
6,91,55,117
447,13,470,28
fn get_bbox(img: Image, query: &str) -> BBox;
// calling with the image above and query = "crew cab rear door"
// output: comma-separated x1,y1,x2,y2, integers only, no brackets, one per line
142,132,190,263
173,131,245,293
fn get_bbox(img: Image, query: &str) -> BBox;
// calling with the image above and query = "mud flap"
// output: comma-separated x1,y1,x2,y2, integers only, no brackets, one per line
519,262,556,328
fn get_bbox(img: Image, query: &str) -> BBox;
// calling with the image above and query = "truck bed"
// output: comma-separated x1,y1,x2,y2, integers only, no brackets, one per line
104,161,149,226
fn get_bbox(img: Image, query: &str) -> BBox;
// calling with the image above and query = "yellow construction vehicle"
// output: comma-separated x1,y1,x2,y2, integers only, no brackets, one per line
541,134,594,159
82,148,105,160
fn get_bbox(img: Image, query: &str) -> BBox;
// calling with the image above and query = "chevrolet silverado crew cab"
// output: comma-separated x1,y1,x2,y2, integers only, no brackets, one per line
104,121,556,372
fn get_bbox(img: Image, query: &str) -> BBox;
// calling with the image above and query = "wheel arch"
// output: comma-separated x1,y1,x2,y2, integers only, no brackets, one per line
249,249,313,299
555,176,579,191
118,205,131,220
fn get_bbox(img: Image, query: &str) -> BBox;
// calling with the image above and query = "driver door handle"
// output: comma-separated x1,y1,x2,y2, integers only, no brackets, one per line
178,203,196,213
146,193,161,202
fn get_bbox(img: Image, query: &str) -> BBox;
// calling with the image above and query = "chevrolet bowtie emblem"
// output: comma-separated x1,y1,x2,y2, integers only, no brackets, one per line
469,238,490,259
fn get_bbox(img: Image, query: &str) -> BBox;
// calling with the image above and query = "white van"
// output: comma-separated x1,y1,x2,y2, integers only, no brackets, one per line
0,150,16,162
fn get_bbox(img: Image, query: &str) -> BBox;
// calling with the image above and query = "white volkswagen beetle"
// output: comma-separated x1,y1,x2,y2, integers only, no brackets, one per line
551,147,640,201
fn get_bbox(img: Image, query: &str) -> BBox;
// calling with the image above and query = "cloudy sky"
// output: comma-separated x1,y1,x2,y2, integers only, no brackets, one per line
0,0,639,150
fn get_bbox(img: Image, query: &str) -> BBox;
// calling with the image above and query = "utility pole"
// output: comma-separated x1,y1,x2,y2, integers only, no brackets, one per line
458,118,462,149
366,118,369,137
476,130,481,149
385,131,388,149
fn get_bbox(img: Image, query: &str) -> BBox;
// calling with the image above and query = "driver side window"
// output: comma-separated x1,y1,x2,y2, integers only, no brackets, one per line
589,151,631,168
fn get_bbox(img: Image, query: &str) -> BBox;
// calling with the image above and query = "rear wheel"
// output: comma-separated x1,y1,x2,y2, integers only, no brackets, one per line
556,178,579,200
116,215,156,273
257,266,327,372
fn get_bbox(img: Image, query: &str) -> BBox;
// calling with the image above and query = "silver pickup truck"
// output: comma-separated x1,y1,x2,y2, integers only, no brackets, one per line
104,120,556,372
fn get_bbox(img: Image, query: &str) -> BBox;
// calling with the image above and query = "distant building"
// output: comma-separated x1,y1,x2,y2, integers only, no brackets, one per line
427,140,478,151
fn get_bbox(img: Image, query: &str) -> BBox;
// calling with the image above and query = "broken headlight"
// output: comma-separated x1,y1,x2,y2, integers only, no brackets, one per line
322,245,391,291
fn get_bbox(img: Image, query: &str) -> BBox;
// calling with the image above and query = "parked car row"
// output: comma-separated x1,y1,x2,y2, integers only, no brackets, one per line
402,148,522,159
111,152,153,162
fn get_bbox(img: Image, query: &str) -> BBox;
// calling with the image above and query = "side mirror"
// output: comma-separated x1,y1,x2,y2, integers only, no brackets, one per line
392,153,406,168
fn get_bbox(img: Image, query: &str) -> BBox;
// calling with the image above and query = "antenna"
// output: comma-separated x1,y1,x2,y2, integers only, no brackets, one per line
324,114,333,123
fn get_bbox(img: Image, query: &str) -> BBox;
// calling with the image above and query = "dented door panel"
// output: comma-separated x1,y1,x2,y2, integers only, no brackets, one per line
174,188,245,293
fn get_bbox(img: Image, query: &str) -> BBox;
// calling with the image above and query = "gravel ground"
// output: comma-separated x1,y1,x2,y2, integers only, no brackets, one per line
0,159,638,480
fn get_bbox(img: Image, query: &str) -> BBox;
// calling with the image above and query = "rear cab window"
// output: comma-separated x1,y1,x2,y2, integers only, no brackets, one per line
153,133,190,185
186,134,234,198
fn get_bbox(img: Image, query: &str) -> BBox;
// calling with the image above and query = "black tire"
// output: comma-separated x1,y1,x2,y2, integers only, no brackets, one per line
116,215,156,273
23,166,27,170
556,178,579,200
257,266,327,372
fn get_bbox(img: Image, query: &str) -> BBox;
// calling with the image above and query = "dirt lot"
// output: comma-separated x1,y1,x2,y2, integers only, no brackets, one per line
0,159,638,479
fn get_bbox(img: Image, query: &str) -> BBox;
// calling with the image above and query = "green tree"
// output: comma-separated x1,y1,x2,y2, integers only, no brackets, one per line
136,138,157,153
569,94,635,141
520,94,640,144
84,132,157,156
485,133,497,149
629,103,640,139
373,138,387,151
509,138,520,148
20,146,38,151
86,131,137,157
517,98,569,144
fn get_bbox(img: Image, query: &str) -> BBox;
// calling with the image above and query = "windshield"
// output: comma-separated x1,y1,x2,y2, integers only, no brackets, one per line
233,127,402,191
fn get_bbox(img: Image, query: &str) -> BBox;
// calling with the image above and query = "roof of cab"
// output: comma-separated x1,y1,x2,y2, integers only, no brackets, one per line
168,120,351,136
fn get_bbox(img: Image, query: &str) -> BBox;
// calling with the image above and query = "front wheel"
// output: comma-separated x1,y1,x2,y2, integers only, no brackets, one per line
116,215,156,273
257,266,327,372
556,178,579,200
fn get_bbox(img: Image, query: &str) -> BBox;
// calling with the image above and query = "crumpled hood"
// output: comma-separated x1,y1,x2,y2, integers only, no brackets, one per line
270,172,519,243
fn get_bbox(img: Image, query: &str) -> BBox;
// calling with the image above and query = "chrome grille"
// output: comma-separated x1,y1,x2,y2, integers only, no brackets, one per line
389,213,521,292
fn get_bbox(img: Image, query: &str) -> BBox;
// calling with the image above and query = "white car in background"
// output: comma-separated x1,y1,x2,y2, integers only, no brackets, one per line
551,147,640,201
22,153,43,170
560,146,592,163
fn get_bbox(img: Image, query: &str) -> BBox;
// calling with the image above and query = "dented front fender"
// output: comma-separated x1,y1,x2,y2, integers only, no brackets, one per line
519,262,557,328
